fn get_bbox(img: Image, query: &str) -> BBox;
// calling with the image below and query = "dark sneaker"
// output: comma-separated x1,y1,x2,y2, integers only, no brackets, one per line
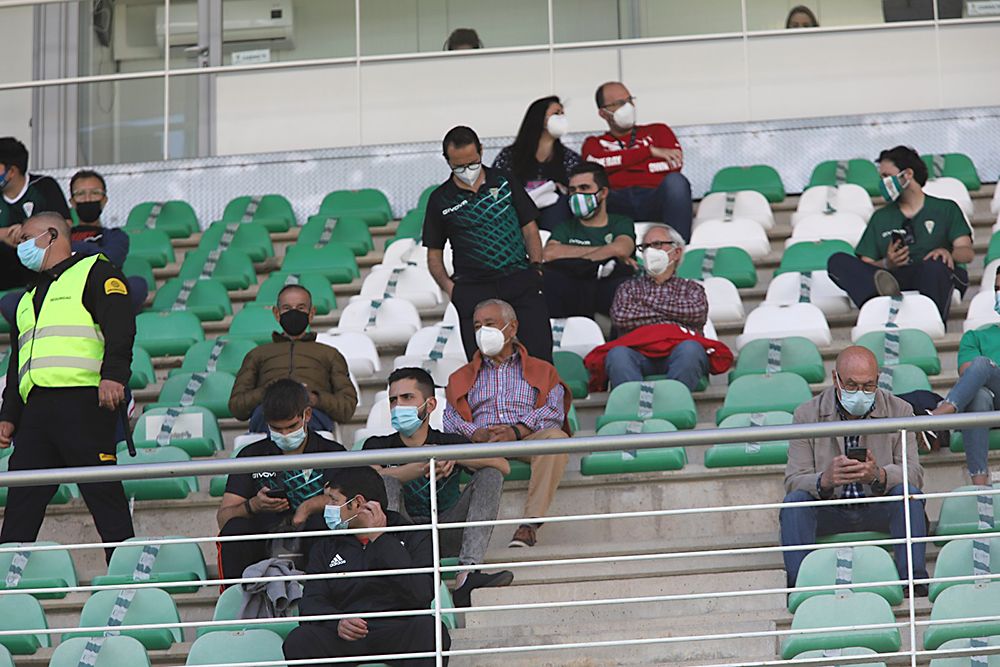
874,270,901,297
508,524,537,548
905,584,929,598
452,570,515,607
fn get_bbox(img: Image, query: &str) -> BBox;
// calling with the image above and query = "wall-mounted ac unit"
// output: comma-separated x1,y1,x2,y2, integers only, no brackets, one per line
154,0,293,48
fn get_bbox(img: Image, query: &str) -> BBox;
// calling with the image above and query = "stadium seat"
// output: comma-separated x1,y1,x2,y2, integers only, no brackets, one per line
729,337,825,383
187,629,287,665
0,593,49,654
151,278,233,322
253,272,336,315
355,390,447,447
780,591,900,659
923,153,981,191
763,271,852,316
930,637,1000,666
877,363,931,395
596,380,697,431
710,165,786,202
67,588,182,650
936,486,999,542
551,317,606,359
49,636,151,667
319,188,393,227
178,248,257,291
222,194,294,232
794,647,886,667
554,350,590,399
0,449,77,507
776,240,855,275
391,324,466,386
688,218,771,260
0,541,77,599
924,177,975,219
855,329,942,375
300,215,375,255
930,537,1000,602
808,159,882,196
316,332,382,379
394,209,424,241
198,220,274,262
125,228,175,267
676,246,757,288
950,429,1000,453
282,244,359,284
133,406,224,457
704,411,793,468
126,200,199,238
391,354,464,389
197,583,298,638
983,259,1000,289
174,338,257,378
416,184,437,212
378,237,455,274
786,211,868,248
134,311,206,357
356,265,443,309
716,372,813,423
122,256,156,293
965,291,1000,332
852,295,946,341
787,546,903,613
119,446,199,501
130,345,157,390
702,276,744,323
335,298,421,346
924,582,1000,651
695,190,775,229
582,420,685,475
229,305,286,345
154,371,235,419
737,302,832,349
792,184,875,225
94,538,207,594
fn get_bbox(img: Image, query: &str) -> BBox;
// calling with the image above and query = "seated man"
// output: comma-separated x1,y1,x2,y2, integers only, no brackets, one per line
582,81,693,241
780,346,929,595
443,299,572,549
283,466,450,667
543,162,636,319
216,379,346,581
364,367,513,606
827,145,973,322
230,284,358,432
605,224,709,390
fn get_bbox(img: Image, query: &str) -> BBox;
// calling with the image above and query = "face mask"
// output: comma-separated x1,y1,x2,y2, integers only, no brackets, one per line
642,247,672,276
569,192,600,220
879,172,909,202
323,500,357,531
994,291,1000,317
391,400,428,437
476,323,509,357
837,377,876,417
546,114,569,139
74,201,103,224
613,102,636,130
17,233,51,272
0,169,9,191
279,309,310,337
269,420,307,452
454,163,482,187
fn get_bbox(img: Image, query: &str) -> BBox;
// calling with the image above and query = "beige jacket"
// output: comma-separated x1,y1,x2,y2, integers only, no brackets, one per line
784,386,923,498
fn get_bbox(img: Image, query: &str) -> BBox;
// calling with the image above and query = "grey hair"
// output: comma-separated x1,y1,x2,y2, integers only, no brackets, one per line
641,224,685,249
473,298,517,323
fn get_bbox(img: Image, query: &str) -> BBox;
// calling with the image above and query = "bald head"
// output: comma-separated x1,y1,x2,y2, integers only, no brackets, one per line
18,212,72,270
835,346,879,387
22,211,70,238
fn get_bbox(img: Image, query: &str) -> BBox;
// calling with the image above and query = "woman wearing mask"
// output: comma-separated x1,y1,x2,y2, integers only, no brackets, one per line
492,96,581,231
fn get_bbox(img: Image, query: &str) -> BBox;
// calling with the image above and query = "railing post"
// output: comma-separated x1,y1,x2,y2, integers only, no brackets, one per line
428,456,444,666
900,428,918,667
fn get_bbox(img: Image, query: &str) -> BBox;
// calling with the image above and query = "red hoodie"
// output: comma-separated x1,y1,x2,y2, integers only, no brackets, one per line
581,123,682,190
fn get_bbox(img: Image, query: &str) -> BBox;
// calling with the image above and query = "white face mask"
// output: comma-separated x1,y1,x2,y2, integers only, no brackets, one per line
476,323,509,357
643,247,672,276
613,102,636,130
454,163,482,187
546,114,569,139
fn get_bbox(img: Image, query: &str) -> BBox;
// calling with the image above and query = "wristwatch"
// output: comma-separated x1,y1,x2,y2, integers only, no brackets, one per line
870,467,886,495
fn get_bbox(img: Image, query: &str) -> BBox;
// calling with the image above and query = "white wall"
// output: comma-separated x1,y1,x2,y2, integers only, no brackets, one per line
0,7,35,150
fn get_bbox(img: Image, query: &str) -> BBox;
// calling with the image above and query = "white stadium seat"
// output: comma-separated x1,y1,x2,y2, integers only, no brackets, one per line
923,177,974,220
851,294,945,341
689,218,771,260
440,302,459,327
316,331,382,379
785,211,867,248
791,184,874,226
964,289,1000,332
393,324,467,386
983,258,1000,288
701,276,745,323
333,297,421,346
392,355,466,387
763,270,852,316
551,317,605,358
379,238,454,274
992,183,1000,214
696,190,775,230
736,302,832,350
704,318,718,340
354,265,443,309
353,389,447,448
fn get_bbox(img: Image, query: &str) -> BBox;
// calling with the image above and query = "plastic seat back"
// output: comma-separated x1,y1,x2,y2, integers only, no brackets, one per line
68,588,182,650
729,337,824,383
403,325,465,359
793,184,875,223
177,338,257,377
197,586,298,638
924,582,1000,650
851,295,945,341
316,331,382,379
688,218,771,259
786,211,867,247
118,446,198,501
551,317,606,359
358,265,443,308
777,240,855,275
854,329,941,376
964,290,1000,333
178,248,257,291
122,256,156,292
710,165,786,202
253,272,336,315
130,345,157,390
597,380,697,430
878,363,931,395
704,411,793,468
677,246,757,288
282,244,359,284
394,208,424,240
788,546,904,613
222,194,294,232
930,537,1000,602
49,636,151,667
930,637,1000,666
335,298,422,346
922,152,981,191
133,405,223,457
554,350,590,399
156,372,236,418
780,591,899,659
716,372,813,423
737,302,832,349
0,542,77,599
228,305,284,345
795,647,885,667
0,593,48,654
300,215,374,255
126,201,199,238
95,537,207,593
151,278,233,322
763,270,851,316
583,420,685,475
319,188,393,226
808,159,882,196
198,220,274,262
937,485,1000,541
135,311,205,357
696,190,774,228
125,228,175,267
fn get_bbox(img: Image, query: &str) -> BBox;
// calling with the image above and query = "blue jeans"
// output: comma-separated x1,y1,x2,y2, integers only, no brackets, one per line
779,485,928,588
248,405,335,434
606,172,693,242
944,355,999,477
604,340,708,391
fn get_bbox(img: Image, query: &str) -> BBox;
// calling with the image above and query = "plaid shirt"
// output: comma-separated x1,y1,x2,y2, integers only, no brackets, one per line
443,352,565,438
610,274,708,334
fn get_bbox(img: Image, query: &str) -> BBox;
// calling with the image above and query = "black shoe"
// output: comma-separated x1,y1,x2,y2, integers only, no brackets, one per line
905,584,929,598
451,569,515,608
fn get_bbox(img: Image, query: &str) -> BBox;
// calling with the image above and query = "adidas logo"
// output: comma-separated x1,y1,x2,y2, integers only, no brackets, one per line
328,554,347,568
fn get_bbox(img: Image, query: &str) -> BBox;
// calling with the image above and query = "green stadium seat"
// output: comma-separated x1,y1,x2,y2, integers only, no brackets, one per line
122,256,156,293
222,194,295,233
197,585,298,638
0,449,77,507
936,485,999,543
132,406,224,457
877,363,931,395
808,159,882,196
228,305,284,345
67,588,182,650
119,446,199,501
554,350,589,399
126,201,199,238
0,593,49,654
582,420,685,475
94,538,207,594
151,278,233,322
130,345,156,390
134,311,205,357
252,272,336,315
300,215,375,255
173,338,257,378
816,531,892,547
125,228,175,268
855,329,942,376
596,380,698,431
0,644,13,667
178,248,257,291
704,411,793,468
0,541,78,599
49,636,151,667
282,244,359,284
787,546,903,613
930,537,1000,602
154,371,235,418
930,637,1000,666
395,208,424,240
922,153,981,191
924,582,1000,650
319,189,393,227
568,404,579,434
780,591,900,659
950,430,1000,454
417,184,437,212
776,240,855,275
0,293,14,334
198,220,274,262
795,647,886,667
676,247,757,288
728,337,825,383
187,629,286,665
986,233,1000,267
710,165,786,203
716,372,813,423
461,460,533,484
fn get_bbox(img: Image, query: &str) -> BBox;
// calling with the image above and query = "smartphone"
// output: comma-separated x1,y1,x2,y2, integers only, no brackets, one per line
265,488,288,499
846,446,868,462
890,231,906,248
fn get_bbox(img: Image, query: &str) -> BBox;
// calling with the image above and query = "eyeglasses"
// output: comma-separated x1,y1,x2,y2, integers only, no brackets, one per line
601,96,636,111
839,378,878,394
635,241,675,251
71,189,106,199
450,161,481,175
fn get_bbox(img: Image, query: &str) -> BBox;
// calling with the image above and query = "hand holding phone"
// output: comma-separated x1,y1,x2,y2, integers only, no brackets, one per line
845,445,868,462
266,488,288,499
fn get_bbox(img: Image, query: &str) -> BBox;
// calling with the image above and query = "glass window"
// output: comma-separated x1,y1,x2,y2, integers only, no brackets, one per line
747,1,888,32
630,0,743,38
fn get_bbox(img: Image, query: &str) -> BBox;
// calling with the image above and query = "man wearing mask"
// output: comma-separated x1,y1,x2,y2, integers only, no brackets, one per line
423,125,552,363
780,346,929,596
827,145,973,322
363,367,513,606
581,82,693,242
229,285,358,433
542,162,637,319
443,299,572,549
216,379,346,582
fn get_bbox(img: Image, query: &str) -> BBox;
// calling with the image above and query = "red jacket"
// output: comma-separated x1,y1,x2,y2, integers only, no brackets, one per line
581,123,682,190
584,324,734,392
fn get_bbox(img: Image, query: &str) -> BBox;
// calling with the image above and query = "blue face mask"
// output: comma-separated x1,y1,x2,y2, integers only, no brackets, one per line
269,415,307,452
994,291,1000,317
323,499,356,531
837,376,876,417
17,233,51,272
391,400,428,437
0,169,9,190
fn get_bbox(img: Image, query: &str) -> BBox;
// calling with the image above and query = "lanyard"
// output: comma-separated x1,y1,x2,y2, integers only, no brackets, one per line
614,127,637,150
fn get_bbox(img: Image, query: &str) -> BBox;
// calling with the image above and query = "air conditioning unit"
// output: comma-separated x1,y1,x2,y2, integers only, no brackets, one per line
154,0,293,48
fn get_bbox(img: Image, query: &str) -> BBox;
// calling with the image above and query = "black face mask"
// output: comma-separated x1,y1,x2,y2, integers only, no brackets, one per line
279,309,310,337
75,201,103,224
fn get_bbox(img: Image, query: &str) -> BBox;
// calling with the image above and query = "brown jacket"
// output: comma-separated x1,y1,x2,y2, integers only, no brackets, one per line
785,386,923,498
228,332,358,423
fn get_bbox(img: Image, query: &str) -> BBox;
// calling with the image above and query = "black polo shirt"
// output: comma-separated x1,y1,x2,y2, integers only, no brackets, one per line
422,166,539,282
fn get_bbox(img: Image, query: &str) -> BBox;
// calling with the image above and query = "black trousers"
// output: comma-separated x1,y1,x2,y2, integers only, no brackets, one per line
543,260,631,320
0,387,134,562
283,616,450,667
451,268,552,363
218,513,325,584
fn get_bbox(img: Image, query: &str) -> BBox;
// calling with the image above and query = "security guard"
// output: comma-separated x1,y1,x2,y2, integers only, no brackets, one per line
0,212,135,559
